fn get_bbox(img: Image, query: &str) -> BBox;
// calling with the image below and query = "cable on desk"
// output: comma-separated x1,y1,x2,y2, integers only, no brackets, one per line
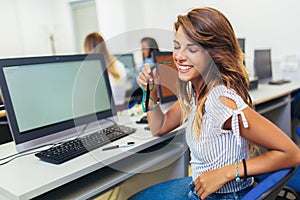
104,118,118,125
0,151,40,165
104,117,136,129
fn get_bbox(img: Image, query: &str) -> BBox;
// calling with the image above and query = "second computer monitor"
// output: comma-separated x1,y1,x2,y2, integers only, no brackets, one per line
254,49,273,83
152,51,178,104
237,38,245,53
114,53,136,78
237,38,246,66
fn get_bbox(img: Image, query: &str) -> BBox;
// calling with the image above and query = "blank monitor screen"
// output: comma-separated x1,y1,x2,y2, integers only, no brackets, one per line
0,54,114,152
153,51,178,104
254,49,273,83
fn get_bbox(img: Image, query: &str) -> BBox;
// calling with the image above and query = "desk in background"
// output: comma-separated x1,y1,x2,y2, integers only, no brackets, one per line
250,81,300,139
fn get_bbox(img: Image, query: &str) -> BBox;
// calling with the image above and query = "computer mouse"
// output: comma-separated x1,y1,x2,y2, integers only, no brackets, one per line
136,116,148,124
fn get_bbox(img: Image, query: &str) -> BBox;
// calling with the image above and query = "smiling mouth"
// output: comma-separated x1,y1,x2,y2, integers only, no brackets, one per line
178,65,192,72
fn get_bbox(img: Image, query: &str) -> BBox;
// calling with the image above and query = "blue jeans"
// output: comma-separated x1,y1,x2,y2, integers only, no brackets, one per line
128,177,192,200
188,181,252,200
128,177,252,200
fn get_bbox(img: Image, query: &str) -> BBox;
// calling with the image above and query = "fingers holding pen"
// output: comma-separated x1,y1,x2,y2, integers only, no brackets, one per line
137,62,169,88
136,63,155,87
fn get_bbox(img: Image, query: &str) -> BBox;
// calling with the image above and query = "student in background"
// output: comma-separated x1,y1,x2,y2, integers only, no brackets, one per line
131,37,160,90
141,37,160,65
0,92,6,118
84,32,127,107
131,7,300,200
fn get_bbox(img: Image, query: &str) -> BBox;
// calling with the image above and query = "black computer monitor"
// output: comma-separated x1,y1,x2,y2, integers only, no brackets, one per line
237,38,245,65
0,54,115,152
114,53,136,78
152,51,178,104
254,49,273,83
237,38,245,53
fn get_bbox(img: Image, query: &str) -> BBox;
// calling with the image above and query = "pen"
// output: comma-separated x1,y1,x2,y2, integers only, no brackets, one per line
144,62,172,112
145,81,150,112
102,142,135,151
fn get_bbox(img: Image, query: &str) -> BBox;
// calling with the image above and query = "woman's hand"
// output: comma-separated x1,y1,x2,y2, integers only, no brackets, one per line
194,168,229,199
136,63,160,93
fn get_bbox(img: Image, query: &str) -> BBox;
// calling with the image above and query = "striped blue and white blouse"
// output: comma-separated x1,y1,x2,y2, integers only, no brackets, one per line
185,85,254,194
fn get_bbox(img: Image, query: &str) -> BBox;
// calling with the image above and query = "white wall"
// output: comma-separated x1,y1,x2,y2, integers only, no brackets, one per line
111,0,300,79
0,0,299,78
0,0,24,58
0,0,75,58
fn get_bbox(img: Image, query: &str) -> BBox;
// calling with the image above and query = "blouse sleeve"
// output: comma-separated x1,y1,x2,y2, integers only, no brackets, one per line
205,85,249,146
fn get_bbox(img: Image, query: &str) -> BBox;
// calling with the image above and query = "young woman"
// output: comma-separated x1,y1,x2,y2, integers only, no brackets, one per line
131,7,300,200
83,32,127,106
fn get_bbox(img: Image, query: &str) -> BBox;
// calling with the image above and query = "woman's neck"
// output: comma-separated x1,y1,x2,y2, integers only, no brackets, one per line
191,79,205,98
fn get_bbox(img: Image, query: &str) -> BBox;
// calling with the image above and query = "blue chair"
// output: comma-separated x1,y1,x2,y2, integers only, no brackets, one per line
292,92,300,139
242,166,297,200
278,166,300,199
272,93,300,199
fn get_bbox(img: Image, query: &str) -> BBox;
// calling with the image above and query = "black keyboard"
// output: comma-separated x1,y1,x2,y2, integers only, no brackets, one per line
35,125,136,164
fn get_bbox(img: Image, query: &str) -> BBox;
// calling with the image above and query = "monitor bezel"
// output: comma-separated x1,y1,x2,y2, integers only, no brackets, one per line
152,51,178,104
0,54,115,152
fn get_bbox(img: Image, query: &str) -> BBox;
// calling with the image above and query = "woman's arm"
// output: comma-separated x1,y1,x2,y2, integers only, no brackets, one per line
194,99,300,199
136,63,182,136
147,101,182,136
238,107,300,174
219,102,300,182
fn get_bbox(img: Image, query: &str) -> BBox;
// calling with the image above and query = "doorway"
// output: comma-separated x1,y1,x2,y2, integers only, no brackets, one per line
71,0,99,53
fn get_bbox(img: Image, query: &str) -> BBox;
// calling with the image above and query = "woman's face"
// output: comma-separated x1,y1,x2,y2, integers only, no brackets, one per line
173,26,210,87
141,41,151,59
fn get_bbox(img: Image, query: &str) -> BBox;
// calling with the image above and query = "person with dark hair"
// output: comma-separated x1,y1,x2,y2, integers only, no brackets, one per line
130,7,300,200
141,37,160,62
131,37,160,92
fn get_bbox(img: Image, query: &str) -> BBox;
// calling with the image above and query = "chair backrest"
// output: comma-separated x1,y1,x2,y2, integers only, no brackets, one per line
242,166,297,200
292,92,300,138
292,92,300,120
286,165,300,192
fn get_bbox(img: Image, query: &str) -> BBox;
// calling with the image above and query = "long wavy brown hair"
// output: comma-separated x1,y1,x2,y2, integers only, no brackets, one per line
174,7,256,154
84,32,121,81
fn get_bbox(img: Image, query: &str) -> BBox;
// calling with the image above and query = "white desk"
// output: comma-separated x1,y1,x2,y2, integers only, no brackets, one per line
0,118,188,200
250,81,300,138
